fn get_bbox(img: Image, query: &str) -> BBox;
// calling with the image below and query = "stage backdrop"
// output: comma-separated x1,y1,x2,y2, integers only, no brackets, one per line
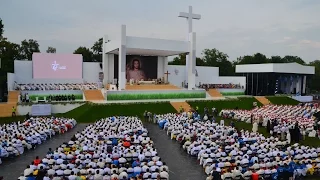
32,53,83,79
13,60,100,84
114,55,158,81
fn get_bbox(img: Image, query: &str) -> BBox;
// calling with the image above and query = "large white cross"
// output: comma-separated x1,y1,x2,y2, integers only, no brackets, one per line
179,6,201,89
178,6,201,37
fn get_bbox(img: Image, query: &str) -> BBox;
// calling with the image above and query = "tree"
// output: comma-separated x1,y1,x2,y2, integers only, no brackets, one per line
0,40,22,93
46,46,56,53
0,41,21,72
168,53,206,66
308,60,320,91
269,56,283,63
74,46,93,62
91,38,103,62
196,57,206,66
0,18,3,38
282,55,305,65
202,48,229,67
20,39,40,60
169,53,186,65
235,53,268,65
201,48,234,76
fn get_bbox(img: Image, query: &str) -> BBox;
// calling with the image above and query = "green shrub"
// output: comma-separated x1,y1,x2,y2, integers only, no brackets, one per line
107,92,206,100
220,92,245,96
29,94,83,101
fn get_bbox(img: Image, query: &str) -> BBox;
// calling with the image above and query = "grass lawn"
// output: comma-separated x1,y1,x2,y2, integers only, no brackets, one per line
0,116,26,124
57,102,177,123
0,102,176,124
267,96,300,105
107,92,206,100
187,97,263,114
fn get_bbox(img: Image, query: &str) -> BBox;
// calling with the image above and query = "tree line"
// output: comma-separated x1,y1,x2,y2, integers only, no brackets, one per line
0,18,319,92
169,49,320,91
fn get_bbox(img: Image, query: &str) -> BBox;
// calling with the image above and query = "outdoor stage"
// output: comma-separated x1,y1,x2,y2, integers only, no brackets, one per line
104,84,207,101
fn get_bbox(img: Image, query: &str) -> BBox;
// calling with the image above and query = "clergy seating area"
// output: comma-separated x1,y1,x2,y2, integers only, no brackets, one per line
128,78,166,85
19,117,170,180
220,103,320,137
157,113,320,180
125,84,180,91
16,83,99,91
199,83,243,90
0,117,77,165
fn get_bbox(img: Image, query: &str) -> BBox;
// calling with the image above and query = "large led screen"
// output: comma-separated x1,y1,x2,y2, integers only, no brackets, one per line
114,55,158,81
32,53,83,79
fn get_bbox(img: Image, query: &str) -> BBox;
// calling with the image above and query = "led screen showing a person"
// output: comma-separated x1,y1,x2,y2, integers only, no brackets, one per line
126,58,146,81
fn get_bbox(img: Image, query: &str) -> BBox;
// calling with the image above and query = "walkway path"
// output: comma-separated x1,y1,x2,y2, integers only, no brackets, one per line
0,124,87,179
144,123,207,180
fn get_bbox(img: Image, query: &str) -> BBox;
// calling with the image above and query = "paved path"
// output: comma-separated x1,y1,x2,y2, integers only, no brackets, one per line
144,123,207,180
0,124,87,179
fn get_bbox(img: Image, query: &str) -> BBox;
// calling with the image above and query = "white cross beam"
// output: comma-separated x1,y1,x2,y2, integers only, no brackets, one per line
178,6,201,34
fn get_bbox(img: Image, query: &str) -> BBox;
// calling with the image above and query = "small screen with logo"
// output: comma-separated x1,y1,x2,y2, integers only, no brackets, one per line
32,53,83,79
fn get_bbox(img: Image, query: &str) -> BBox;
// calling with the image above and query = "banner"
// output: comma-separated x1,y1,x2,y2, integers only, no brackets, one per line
31,104,52,116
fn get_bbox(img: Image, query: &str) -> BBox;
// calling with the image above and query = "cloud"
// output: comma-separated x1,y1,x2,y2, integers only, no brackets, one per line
299,40,320,48
0,0,320,62
273,37,292,44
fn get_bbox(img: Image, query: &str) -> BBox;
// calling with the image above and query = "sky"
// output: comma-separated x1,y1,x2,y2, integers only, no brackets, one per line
0,0,319,62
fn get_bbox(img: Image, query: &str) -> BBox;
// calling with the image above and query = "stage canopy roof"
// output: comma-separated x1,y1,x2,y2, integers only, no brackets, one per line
104,36,189,56
235,63,315,75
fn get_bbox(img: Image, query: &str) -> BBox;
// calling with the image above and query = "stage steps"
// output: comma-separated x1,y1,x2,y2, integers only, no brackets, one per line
84,90,105,101
125,84,180,90
255,96,271,105
0,103,17,117
170,101,191,112
208,89,223,97
8,91,19,103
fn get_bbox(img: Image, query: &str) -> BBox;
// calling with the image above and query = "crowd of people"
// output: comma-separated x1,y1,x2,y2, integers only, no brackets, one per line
18,117,170,180
220,103,320,139
199,83,243,90
15,83,98,91
19,93,78,103
0,117,77,165
157,113,320,180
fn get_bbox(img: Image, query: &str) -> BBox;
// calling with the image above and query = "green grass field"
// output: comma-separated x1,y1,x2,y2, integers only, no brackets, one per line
107,92,206,100
220,92,245,96
56,102,177,123
187,97,262,114
267,96,300,105
29,94,83,101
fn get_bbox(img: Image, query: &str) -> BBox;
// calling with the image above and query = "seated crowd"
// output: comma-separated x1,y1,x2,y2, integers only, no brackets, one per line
0,117,77,165
220,103,320,138
19,117,169,180
199,83,243,90
15,83,98,91
157,113,320,180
